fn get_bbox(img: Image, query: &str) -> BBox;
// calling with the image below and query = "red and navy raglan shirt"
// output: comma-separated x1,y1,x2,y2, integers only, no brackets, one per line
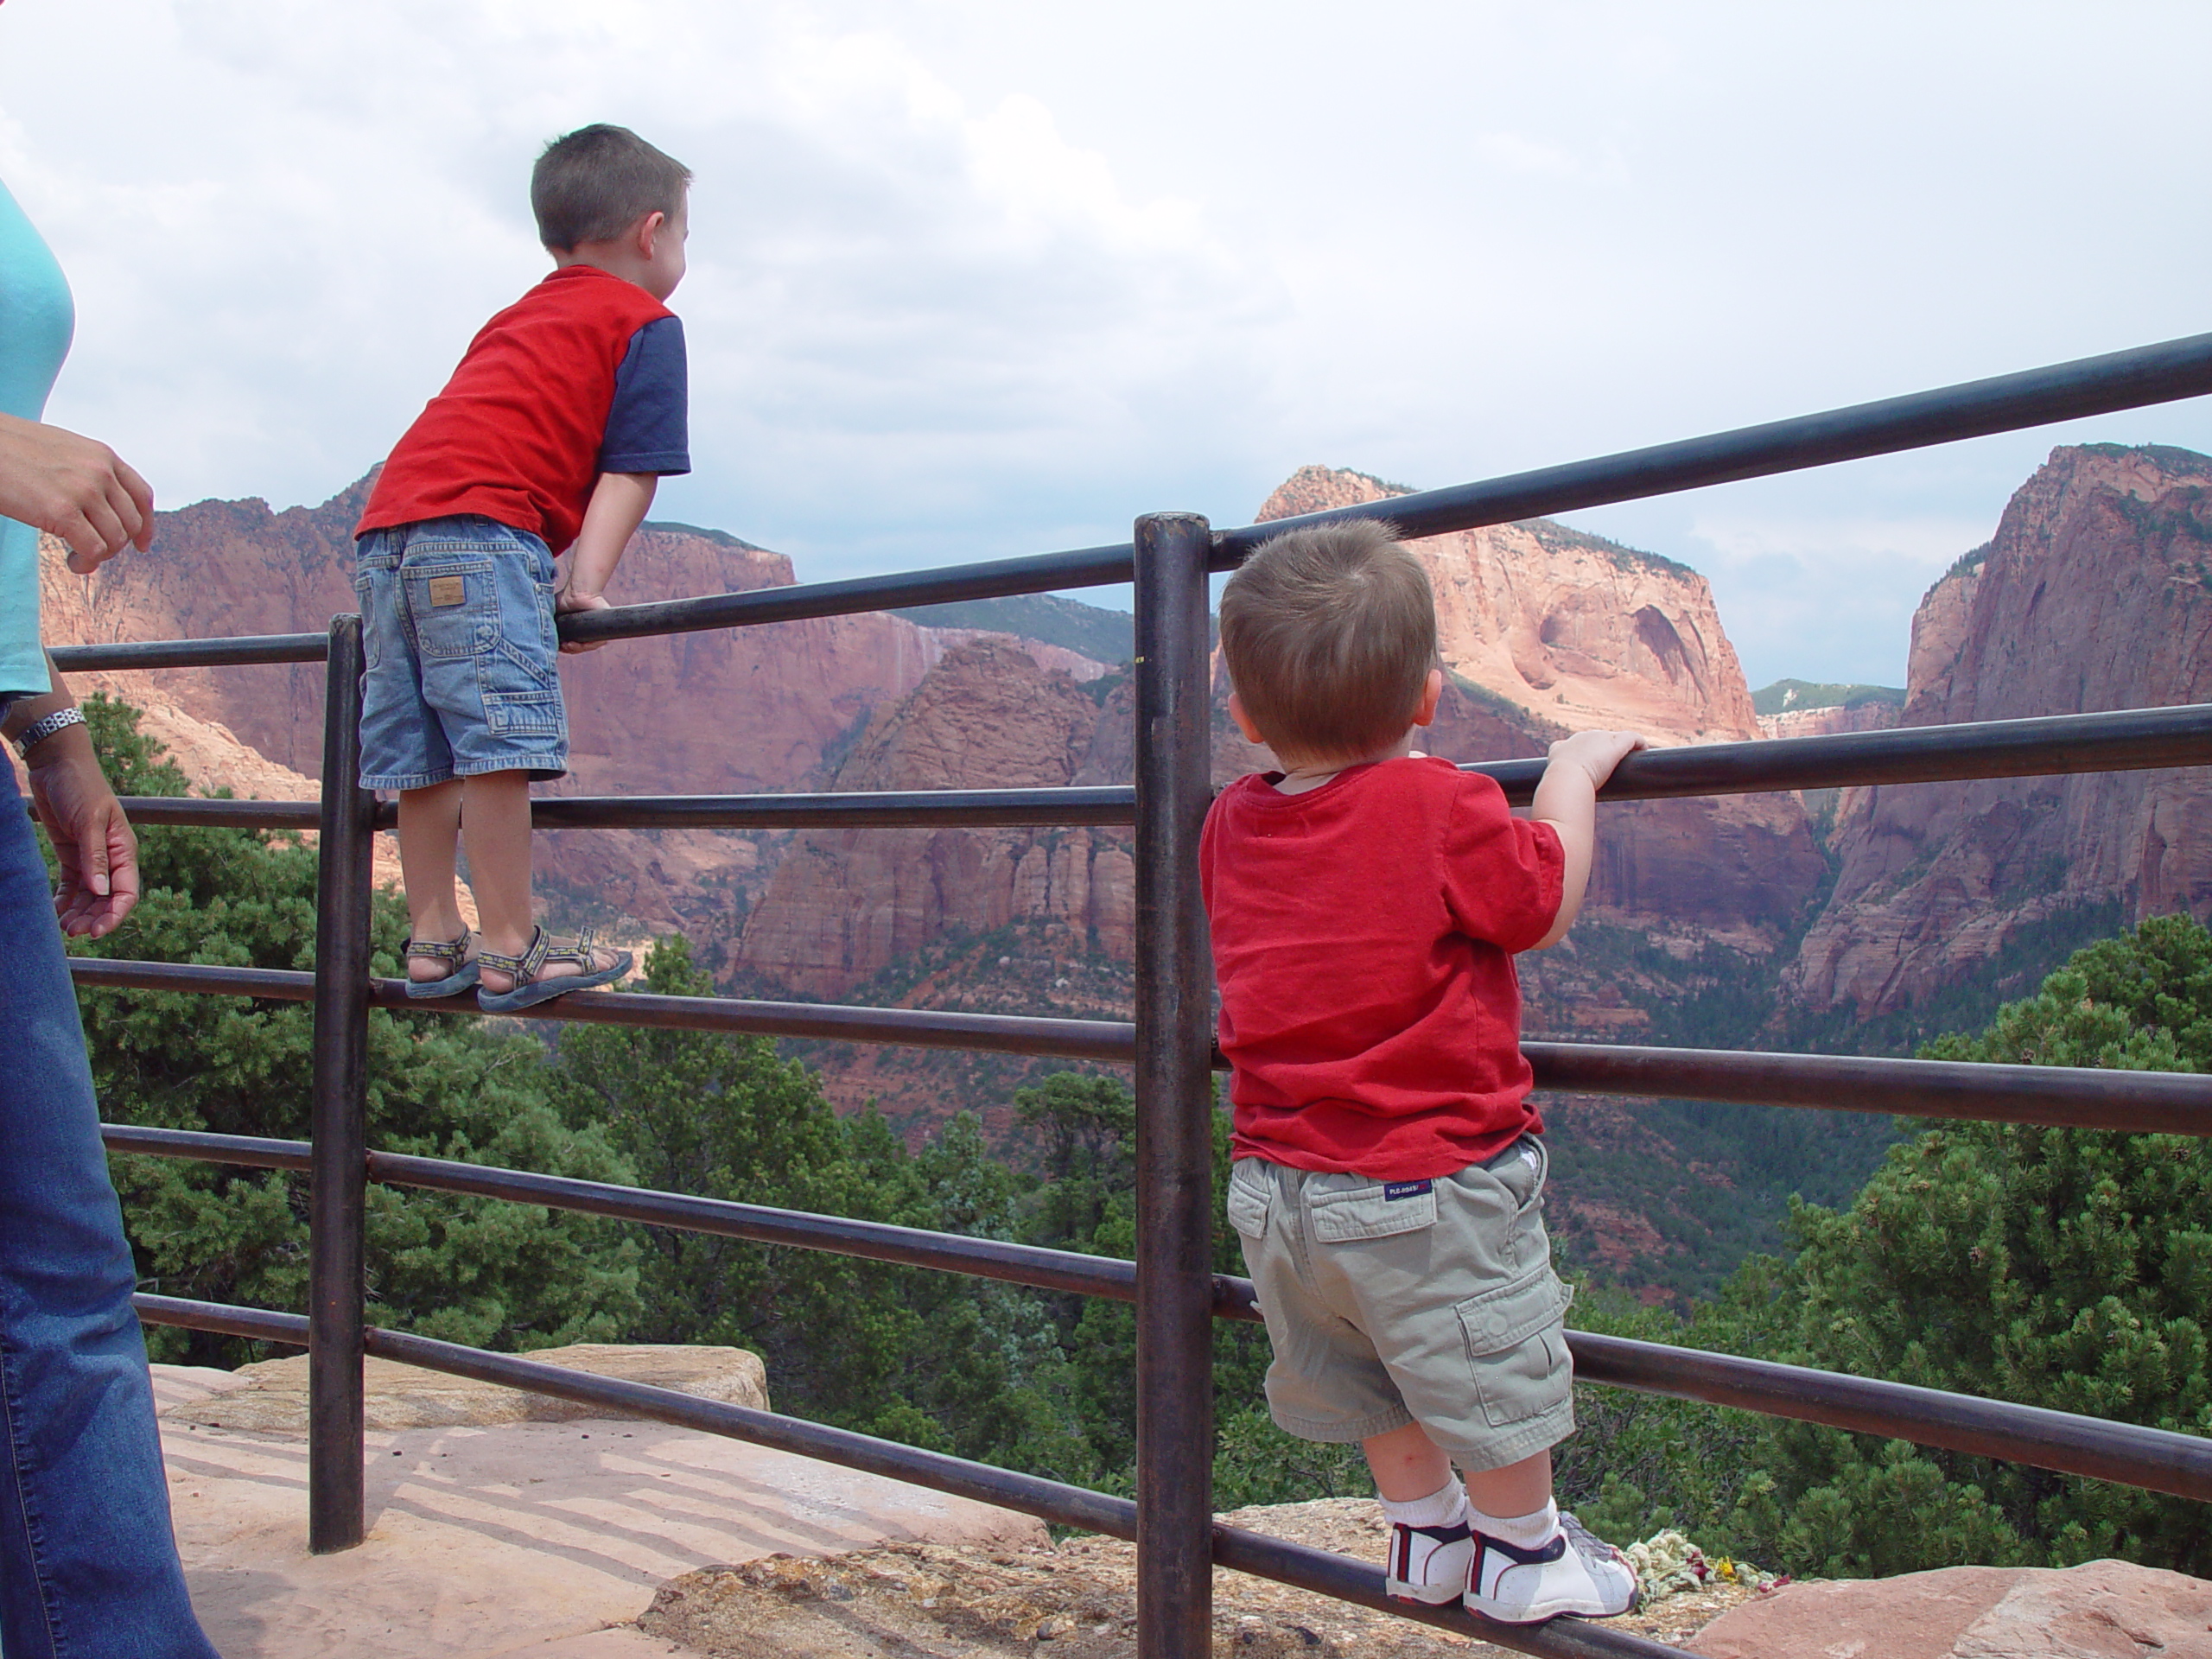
357,264,689,555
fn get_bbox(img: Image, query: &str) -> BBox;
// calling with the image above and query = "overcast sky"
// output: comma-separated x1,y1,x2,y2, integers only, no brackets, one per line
3,1,2209,689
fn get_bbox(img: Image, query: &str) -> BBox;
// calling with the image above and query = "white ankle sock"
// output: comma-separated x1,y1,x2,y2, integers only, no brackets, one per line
1469,1498,1559,1551
1377,1482,1468,1530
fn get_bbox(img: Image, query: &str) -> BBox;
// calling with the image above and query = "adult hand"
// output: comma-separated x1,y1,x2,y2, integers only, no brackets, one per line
0,411,156,573
554,584,613,653
26,746,140,938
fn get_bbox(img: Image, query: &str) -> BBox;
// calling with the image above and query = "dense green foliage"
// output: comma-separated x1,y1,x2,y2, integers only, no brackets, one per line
550,938,1096,1478
1752,916,2212,1575
1747,679,1904,717
1562,915,2212,1578
67,697,639,1363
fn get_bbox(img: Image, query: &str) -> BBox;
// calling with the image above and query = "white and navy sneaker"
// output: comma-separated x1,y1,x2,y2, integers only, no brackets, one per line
1385,1518,1475,1605
1464,1512,1638,1624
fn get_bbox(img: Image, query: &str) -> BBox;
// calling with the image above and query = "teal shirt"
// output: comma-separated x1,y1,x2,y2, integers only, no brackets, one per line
0,179,76,697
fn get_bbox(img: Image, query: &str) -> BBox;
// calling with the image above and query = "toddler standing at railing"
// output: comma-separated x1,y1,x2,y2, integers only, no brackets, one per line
1204,518,1645,1624
352,124,696,1009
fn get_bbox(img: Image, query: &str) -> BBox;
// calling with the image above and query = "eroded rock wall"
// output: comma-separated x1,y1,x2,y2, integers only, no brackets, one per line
1783,443,2212,1017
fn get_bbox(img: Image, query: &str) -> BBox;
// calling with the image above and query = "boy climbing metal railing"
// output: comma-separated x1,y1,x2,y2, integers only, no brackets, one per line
45,326,2212,1659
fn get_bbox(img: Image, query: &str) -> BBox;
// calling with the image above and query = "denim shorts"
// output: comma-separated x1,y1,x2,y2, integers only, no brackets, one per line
353,516,568,790
1226,1135,1575,1471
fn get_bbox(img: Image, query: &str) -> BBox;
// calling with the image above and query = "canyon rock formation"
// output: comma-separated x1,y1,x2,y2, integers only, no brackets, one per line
732,639,1135,996
1782,443,2212,1017
35,477,1094,931
1756,702,1903,741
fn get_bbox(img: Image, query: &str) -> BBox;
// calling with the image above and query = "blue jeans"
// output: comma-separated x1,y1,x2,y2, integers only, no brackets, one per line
353,516,569,790
0,760,217,1658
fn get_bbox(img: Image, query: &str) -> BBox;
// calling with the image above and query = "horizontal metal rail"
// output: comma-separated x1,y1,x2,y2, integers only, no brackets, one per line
1522,1042,2212,1136
95,785,1139,835
1483,702,2212,805
74,960,2212,1134
62,701,2212,839
1211,329,2212,561
52,631,327,673
50,329,2212,671
69,957,1137,1063
112,1130,2212,1501
1563,1330,2212,1504
129,1292,1689,1659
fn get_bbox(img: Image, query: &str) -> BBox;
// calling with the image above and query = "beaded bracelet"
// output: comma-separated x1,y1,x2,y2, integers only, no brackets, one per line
12,705,86,760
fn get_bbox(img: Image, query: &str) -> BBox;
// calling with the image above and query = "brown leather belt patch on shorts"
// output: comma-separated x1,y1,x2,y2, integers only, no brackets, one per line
428,575,467,607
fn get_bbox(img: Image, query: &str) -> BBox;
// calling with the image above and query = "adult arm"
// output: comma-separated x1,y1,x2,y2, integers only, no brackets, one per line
554,471,657,652
1527,728,1645,950
0,412,156,573
3,658,138,938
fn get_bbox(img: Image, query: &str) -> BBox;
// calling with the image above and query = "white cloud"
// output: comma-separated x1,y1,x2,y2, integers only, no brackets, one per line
3,0,2209,682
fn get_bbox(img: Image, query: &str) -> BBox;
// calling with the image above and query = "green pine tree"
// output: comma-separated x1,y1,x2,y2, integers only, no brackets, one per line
1732,913,2212,1576
63,695,641,1363
548,938,1096,1478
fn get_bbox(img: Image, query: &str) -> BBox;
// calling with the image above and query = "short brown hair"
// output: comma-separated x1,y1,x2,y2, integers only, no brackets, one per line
531,124,692,251
1218,519,1437,762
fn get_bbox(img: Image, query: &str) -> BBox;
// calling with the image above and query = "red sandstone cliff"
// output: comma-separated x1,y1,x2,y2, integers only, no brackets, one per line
732,640,1134,997
1782,443,2212,1017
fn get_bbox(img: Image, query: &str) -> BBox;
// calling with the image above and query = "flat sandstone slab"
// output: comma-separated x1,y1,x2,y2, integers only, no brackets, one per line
163,1342,771,1433
153,1358,1044,1658
1690,1558,2212,1658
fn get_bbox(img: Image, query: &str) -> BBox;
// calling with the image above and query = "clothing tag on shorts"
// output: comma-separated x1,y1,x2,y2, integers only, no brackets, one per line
428,575,467,607
1383,1179,1433,1201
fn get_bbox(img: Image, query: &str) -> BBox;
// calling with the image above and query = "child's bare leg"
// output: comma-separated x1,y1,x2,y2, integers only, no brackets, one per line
1464,1450,1553,1523
1364,1422,1554,1524
397,780,468,979
461,770,622,992
1363,1421,1455,1502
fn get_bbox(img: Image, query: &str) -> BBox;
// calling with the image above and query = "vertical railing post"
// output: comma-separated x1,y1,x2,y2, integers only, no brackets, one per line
1131,512,1217,1659
308,613,375,1553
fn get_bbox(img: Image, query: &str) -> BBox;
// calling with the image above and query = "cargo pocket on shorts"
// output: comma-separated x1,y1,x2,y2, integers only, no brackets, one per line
1455,1263,1573,1427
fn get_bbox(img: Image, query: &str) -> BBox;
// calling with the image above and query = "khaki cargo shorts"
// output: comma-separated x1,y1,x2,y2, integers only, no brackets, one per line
1226,1135,1574,1471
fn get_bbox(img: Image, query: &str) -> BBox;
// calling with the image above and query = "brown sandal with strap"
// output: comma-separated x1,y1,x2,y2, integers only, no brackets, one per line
475,926,632,1013
404,930,479,1000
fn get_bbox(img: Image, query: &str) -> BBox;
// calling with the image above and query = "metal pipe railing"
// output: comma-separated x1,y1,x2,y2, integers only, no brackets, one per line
109,1127,2212,1504
73,700,2212,837
305,617,376,1554
1130,513,1220,1659
49,328,2212,672
70,957,1139,1063
73,959,2212,1135
1211,330,2212,560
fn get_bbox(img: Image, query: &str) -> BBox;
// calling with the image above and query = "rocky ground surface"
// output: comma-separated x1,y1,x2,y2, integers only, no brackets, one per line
638,1499,1763,1659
